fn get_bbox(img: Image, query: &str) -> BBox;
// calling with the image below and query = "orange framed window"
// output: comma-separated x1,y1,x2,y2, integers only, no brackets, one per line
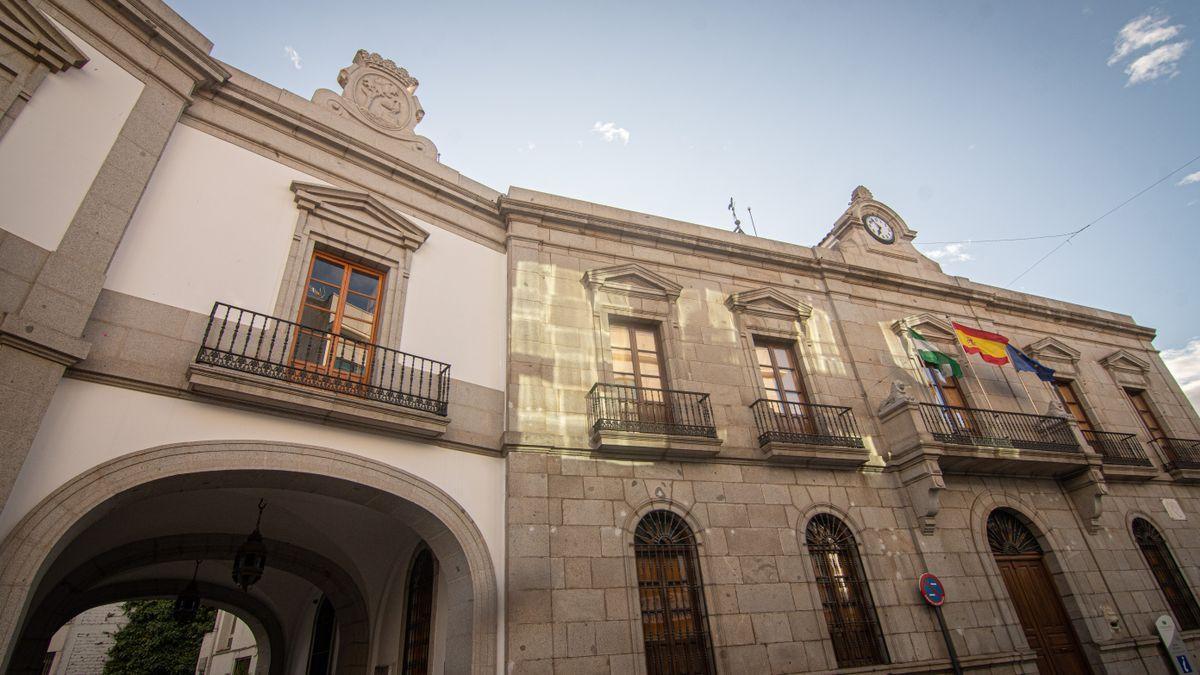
610,321,666,391
1126,389,1165,442
1053,379,1094,433
292,252,385,380
754,338,809,405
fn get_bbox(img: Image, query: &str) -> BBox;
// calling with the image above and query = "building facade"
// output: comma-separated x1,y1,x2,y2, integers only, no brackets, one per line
0,1,1199,674
197,611,260,675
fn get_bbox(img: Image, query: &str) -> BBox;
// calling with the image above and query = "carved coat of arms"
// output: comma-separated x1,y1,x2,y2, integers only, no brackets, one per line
312,50,437,158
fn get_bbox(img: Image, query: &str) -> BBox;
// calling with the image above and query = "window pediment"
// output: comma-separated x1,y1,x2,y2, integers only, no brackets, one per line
725,287,812,322
1025,337,1081,363
291,181,429,253
892,313,955,342
1101,349,1151,374
582,264,682,301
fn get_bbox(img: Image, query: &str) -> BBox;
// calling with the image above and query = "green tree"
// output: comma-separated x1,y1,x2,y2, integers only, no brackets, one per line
102,600,217,675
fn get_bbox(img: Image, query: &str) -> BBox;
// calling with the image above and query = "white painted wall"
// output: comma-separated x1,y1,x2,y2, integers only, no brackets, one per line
0,379,505,624
0,21,143,251
105,126,506,390
402,215,507,390
104,124,323,316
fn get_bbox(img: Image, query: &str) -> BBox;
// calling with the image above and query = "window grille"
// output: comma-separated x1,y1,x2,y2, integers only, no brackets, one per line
804,513,888,668
634,511,715,675
402,547,436,674
1133,518,1200,631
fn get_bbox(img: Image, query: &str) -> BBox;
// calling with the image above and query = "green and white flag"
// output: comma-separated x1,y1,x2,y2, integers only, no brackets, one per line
907,328,962,378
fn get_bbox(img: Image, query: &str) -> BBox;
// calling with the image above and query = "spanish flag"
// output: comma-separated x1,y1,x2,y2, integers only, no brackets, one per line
952,322,1010,366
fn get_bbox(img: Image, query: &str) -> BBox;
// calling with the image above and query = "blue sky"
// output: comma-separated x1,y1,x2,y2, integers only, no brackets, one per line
170,0,1200,403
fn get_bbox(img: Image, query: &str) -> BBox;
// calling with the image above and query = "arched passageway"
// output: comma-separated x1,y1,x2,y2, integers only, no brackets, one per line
0,442,497,675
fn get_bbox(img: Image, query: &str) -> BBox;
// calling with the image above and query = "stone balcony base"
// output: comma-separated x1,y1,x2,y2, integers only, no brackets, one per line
1166,465,1200,484
589,428,723,460
759,439,870,468
936,443,1091,478
188,363,449,438
1100,461,1161,482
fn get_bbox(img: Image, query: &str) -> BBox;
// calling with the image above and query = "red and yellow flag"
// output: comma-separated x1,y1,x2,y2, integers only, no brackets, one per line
952,321,1010,365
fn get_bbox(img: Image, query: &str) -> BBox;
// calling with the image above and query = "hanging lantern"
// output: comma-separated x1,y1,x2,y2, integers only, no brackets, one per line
173,560,203,621
232,499,268,591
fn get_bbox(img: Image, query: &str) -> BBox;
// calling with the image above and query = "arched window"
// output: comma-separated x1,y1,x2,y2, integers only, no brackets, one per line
307,596,336,675
805,514,888,668
1133,518,1200,630
634,510,714,675
401,546,437,675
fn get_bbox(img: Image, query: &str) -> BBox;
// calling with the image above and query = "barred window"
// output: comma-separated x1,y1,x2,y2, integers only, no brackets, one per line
634,510,714,675
805,514,888,668
1133,518,1200,631
402,547,437,675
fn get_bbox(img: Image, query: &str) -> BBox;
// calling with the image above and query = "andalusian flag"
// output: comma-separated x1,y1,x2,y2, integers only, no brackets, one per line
907,328,962,378
952,322,1010,365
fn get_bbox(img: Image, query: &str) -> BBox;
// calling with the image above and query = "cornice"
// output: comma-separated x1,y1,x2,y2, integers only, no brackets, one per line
1,0,87,71
194,80,505,244
499,195,1157,341
96,0,228,88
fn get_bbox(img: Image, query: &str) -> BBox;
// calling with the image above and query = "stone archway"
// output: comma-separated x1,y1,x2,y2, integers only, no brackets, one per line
0,441,498,675
26,580,286,675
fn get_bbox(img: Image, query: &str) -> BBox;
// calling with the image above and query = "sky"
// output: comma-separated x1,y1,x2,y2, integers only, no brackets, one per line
169,0,1200,406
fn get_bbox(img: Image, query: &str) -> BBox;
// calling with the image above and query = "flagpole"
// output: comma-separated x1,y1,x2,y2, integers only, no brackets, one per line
1015,371,1037,413
946,315,994,410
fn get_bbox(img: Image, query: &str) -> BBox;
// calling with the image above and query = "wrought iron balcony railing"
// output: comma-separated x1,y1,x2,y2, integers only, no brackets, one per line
1158,437,1200,470
750,399,864,449
918,403,1079,453
586,383,717,439
1082,429,1151,466
196,302,450,416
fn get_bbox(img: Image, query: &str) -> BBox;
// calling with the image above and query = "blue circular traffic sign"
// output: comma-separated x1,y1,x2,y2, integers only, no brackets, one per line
919,572,946,606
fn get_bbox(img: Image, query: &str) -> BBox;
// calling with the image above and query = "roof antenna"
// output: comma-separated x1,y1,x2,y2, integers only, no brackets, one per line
727,198,745,234
746,206,759,236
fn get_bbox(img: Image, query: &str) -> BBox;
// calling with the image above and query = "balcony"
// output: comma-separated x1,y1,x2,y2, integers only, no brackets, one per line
188,302,451,436
586,383,721,459
896,402,1088,477
1077,429,1157,480
750,399,868,468
1159,437,1200,483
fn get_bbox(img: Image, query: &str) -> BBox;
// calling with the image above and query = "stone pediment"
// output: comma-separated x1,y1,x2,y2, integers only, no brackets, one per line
312,50,437,159
1101,349,1151,389
892,313,955,342
291,182,428,251
1100,349,1151,374
1026,337,1081,363
583,264,682,301
724,288,812,322
0,0,87,71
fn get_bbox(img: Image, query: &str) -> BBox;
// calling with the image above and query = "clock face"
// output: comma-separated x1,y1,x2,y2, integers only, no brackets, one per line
864,214,895,243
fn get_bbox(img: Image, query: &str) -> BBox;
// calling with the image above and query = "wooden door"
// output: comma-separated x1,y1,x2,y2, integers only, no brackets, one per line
994,554,1091,674
611,322,670,427
293,252,384,383
1126,389,1165,442
755,339,814,436
927,366,976,433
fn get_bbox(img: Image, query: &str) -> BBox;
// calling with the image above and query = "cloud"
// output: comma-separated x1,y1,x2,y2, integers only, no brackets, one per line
1107,13,1189,85
1162,338,1200,412
924,243,973,263
1109,13,1183,65
284,46,302,70
591,122,630,145
1178,170,1200,186
1124,41,1191,84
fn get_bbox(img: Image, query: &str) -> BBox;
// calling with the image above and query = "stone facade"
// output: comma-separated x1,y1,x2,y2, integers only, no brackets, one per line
0,1,1197,674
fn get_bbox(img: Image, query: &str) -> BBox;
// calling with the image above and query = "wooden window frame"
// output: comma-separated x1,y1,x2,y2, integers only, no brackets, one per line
805,513,889,669
633,510,715,675
292,250,386,382
1053,378,1095,433
609,319,669,392
401,546,438,675
1133,518,1200,631
1125,388,1167,443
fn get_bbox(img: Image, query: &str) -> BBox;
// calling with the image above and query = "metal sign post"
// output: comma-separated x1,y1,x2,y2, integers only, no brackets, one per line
919,573,963,675
1158,614,1197,674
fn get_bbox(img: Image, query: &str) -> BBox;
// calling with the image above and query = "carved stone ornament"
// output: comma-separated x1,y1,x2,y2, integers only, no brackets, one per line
312,50,437,158
878,380,917,417
850,185,874,204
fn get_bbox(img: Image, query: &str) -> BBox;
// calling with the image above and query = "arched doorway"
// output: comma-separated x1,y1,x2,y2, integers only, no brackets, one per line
0,442,497,675
987,509,1091,675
